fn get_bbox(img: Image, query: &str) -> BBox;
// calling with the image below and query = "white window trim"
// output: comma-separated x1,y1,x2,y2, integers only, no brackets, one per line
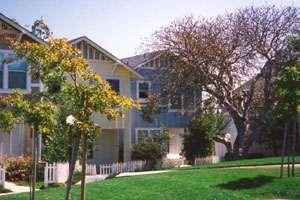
136,80,150,103
168,89,197,113
168,94,184,112
76,42,111,62
103,77,122,95
0,50,36,94
135,128,163,142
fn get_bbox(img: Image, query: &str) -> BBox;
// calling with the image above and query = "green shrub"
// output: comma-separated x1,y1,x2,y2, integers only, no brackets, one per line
131,134,169,170
182,107,227,164
5,155,32,182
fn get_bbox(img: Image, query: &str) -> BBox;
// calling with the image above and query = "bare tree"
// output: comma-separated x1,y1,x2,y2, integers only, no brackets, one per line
144,6,300,158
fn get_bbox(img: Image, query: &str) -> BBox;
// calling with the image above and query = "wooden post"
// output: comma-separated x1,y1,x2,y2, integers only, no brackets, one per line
44,163,48,188
292,119,296,177
280,122,288,178
81,133,88,200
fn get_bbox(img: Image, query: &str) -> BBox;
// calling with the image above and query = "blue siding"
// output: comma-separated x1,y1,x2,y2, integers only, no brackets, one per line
130,67,193,144
131,107,192,143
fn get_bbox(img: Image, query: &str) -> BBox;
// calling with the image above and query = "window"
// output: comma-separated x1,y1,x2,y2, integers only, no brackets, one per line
137,81,150,101
168,88,196,112
76,42,81,51
8,54,27,89
0,52,27,90
135,128,169,152
82,43,88,58
0,53,4,88
95,51,100,60
89,47,94,60
169,91,182,110
136,128,162,141
1,22,8,30
106,79,120,94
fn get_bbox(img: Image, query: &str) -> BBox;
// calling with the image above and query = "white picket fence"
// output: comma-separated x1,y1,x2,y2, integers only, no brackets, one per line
194,156,222,165
44,161,96,188
0,164,5,187
44,162,69,187
100,160,146,175
159,159,184,168
86,163,97,175
99,159,185,175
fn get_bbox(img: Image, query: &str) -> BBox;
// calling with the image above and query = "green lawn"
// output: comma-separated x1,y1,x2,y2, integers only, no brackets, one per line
3,157,300,200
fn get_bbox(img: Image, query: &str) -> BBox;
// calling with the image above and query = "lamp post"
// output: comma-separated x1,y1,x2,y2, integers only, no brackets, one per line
65,115,76,200
66,115,75,126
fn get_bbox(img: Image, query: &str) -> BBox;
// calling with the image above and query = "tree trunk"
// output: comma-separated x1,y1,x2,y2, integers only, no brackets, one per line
292,119,296,177
80,133,88,200
65,132,81,200
30,127,37,200
280,122,288,178
213,134,233,161
231,114,249,159
242,108,268,157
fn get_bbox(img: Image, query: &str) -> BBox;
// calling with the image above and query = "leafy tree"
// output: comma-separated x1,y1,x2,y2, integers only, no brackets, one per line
131,133,169,169
273,32,300,177
6,37,140,200
0,89,57,199
182,107,228,164
143,6,300,158
31,17,52,40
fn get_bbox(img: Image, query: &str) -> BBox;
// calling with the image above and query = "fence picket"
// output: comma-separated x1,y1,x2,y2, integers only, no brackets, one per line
0,164,5,188
194,156,221,165
44,162,69,188
100,160,147,175
86,164,97,175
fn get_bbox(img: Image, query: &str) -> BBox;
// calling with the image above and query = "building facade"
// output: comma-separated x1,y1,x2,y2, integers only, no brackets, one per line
0,13,46,159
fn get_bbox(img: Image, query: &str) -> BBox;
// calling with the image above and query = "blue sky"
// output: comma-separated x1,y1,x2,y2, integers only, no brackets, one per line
1,0,299,58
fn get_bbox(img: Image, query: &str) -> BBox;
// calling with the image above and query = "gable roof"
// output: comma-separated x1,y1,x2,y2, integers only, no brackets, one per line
68,36,143,79
122,52,159,69
0,12,47,46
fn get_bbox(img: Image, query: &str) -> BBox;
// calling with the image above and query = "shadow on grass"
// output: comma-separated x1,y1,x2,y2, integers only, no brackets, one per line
218,175,277,190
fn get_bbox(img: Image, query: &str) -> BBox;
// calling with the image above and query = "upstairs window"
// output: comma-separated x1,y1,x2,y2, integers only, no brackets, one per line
82,43,88,58
8,54,27,89
0,53,4,88
137,81,150,102
168,88,196,112
75,41,111,62
106,79,120,94
0,52,27,90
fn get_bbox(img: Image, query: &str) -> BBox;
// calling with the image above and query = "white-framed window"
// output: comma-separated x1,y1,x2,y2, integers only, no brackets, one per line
141,57,172,69
75,42,111,62
168,88,196,112
136,128,162,141
137,81,150,102
0,53,4,88
0,51,28,90
105,78,121,95
135,128,170,151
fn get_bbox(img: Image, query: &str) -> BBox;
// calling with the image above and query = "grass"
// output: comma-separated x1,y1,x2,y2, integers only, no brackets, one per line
15,181,44,189
2,157,300,200
0,184,12,193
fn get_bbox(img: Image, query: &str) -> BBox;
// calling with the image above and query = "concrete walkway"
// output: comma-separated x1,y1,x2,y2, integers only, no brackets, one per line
0,174,108,196
116,170,171,178
0,181,38,196
75,174,108,185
